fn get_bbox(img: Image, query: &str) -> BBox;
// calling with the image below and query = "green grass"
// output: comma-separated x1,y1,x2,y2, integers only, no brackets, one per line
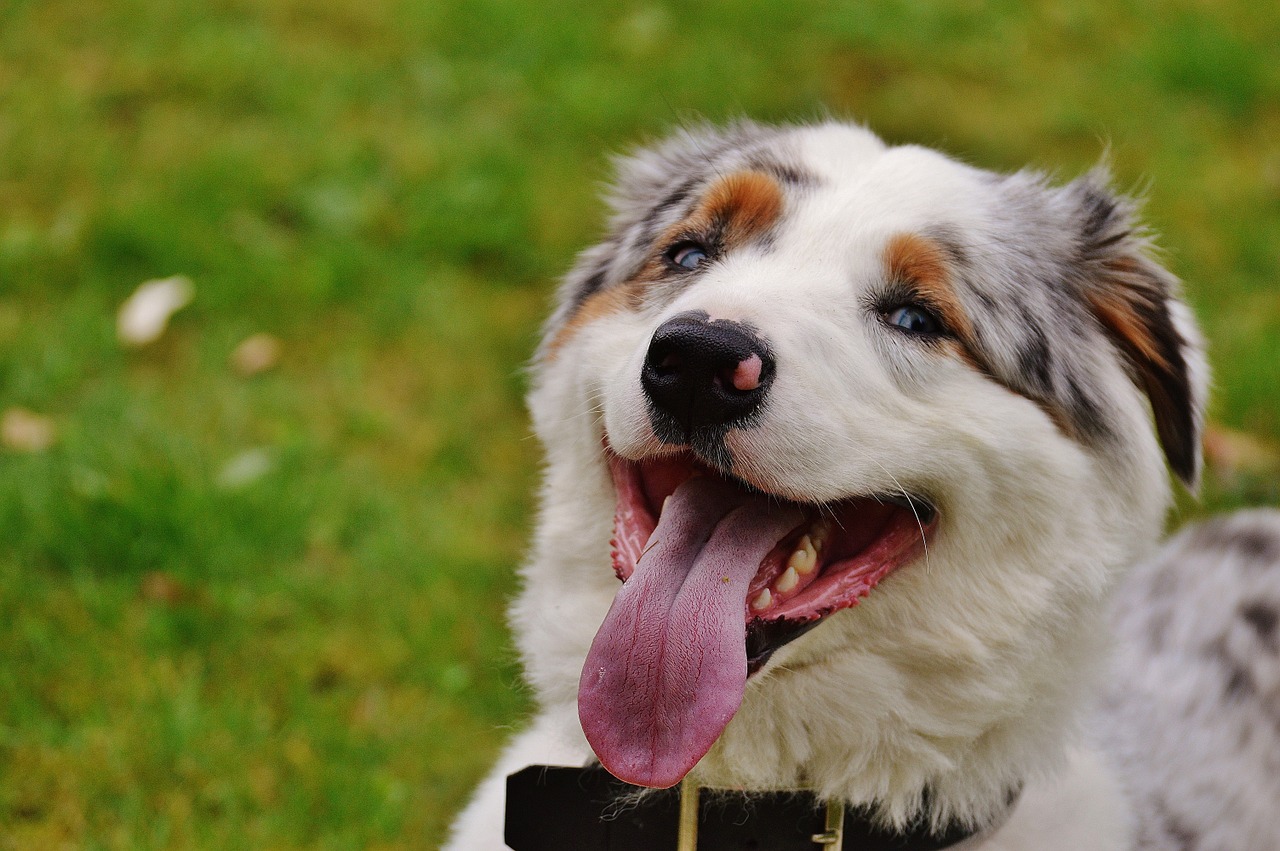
0,0,1277,846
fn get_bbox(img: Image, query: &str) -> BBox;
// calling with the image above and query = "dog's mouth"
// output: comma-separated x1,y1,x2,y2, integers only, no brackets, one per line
578,449,936,789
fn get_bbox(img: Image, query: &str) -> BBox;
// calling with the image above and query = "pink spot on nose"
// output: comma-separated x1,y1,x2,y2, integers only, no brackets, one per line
730,354,763,392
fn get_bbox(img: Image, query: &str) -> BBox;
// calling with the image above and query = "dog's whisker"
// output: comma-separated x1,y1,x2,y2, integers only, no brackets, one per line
875,464,930,569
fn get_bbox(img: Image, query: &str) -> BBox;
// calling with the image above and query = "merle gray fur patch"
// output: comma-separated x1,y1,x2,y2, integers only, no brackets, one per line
1099,509,1280,851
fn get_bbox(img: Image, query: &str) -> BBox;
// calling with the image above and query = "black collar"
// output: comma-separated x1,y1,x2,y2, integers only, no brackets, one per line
505,765,1014,851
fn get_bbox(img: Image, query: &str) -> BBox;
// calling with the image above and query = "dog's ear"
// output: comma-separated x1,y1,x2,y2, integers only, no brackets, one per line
1067,172,1208,489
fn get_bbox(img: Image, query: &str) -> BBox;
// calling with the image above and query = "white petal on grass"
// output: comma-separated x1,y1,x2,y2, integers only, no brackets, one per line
217,448,274,490
231,333,282,376
117,275,195,346
1,407,56,452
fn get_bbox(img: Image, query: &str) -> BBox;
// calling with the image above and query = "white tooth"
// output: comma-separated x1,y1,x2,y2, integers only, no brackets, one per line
750,589,772,611
775,567,798,593
788,541,816,575
662,496,671,515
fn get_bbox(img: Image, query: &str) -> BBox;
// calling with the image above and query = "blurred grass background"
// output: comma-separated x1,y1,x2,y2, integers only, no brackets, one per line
0,0,1276,847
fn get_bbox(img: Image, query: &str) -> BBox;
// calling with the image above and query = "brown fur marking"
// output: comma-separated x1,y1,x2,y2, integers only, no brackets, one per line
1086,283,1171,372
883,233,980,357
544,284,643,358
695,170,785,247
547,171,785,358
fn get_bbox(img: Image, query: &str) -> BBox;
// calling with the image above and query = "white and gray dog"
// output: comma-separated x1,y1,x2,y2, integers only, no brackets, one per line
446,121,1280,850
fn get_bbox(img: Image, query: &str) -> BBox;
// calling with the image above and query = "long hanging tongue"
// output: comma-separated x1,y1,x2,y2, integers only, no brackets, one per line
578,476,801,788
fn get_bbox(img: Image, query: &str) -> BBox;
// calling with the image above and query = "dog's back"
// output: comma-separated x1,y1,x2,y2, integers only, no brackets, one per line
1101,509,1280,850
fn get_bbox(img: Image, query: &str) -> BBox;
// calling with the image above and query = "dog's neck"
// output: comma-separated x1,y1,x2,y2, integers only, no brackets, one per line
518,463,1146,831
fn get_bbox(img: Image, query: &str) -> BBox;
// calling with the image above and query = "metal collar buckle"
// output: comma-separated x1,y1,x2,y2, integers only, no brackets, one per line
677,778,844,850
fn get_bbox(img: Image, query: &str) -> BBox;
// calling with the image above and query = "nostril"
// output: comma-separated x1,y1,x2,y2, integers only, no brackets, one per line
728,353,764,393
655,351,682,375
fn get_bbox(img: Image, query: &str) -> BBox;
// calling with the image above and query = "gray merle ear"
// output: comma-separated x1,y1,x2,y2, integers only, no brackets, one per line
1067,172,1207,489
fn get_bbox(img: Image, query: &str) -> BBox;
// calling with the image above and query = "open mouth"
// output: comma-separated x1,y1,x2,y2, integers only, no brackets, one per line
609,451,937,667
578,447,937,789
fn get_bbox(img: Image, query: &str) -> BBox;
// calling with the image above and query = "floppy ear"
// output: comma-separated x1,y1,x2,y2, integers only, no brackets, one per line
1069,172,1208,489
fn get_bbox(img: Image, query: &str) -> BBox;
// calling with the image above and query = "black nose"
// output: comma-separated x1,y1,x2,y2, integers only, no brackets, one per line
641,312,775,437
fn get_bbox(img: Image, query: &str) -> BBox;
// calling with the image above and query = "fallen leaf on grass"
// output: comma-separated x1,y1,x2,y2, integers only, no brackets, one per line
1,407,56,452
1203,422,1280,477
350,687,387,729
216,448,274,490
140,571,189,605
230,332,282,376
116,275,194,346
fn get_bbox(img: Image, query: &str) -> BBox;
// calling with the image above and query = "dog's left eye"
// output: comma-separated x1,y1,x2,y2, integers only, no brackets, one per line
884,304,945,336
665,242,709,271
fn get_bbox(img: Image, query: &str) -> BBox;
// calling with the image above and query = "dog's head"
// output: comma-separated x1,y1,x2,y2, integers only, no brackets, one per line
521,121,1206,821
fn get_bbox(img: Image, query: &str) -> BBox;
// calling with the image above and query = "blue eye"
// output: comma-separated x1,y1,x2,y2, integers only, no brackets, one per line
885,304,944,336
667,243,709,270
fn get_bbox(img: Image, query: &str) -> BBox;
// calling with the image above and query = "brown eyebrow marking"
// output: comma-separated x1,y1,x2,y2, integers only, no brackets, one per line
545,171,785,359
882,232,977,346
691,170,785,247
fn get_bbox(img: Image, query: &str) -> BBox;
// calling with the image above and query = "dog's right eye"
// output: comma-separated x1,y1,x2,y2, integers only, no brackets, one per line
665,242,709,271
883,304,946,337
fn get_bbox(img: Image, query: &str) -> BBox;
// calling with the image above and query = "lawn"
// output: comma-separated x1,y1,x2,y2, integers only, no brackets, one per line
0,0,1277,847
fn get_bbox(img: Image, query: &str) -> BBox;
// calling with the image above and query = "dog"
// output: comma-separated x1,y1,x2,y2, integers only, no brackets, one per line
445,120,1280,850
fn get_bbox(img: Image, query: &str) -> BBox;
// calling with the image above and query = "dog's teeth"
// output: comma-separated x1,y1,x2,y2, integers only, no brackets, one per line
775,566,799,593
750,589,772,611
661,496,671,515
788,537,817,575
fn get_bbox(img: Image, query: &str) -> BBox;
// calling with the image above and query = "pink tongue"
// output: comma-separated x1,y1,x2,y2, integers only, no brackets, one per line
578,476,801,788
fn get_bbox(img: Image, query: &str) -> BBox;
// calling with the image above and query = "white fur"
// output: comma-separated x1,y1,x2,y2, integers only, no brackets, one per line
445,122,1210,850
